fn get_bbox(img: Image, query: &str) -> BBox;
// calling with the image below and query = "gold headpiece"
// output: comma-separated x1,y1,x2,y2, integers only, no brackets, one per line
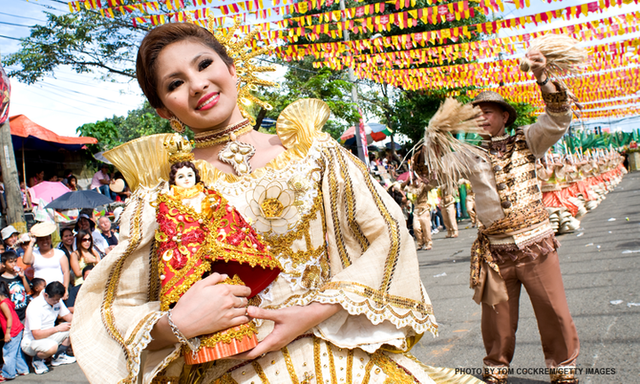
188,16,278,125
163,134,195,164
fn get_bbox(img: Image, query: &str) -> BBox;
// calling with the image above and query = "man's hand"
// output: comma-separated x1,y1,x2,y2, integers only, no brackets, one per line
56,323,71,333
526,49,556,93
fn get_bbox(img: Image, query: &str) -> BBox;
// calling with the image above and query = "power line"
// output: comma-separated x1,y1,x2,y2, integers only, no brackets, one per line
0,12,47,23
0,35,22,41
0,21,34,28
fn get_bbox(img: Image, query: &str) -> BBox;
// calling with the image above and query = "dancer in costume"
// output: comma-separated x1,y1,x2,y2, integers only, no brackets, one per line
70,22,481,384
404,176,437,250
414,39,581,384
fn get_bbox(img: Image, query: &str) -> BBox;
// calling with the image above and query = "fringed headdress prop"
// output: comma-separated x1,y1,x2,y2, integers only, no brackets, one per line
519,34,587,109
196,16,278,125
413,98,485,192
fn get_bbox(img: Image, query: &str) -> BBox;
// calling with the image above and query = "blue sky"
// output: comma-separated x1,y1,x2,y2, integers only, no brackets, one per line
1,0,639,136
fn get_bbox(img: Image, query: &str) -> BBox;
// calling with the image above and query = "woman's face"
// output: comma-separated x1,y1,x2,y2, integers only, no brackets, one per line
62,230,74,246
79,234,92,251
154,40,243,133
36,235,52,251
174,166,196,189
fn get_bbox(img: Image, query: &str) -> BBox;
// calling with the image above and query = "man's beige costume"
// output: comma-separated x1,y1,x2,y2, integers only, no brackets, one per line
417,89,580,384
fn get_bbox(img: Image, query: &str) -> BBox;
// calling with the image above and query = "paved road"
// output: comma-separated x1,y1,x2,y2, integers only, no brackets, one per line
14,172,640,383
412,170,640,383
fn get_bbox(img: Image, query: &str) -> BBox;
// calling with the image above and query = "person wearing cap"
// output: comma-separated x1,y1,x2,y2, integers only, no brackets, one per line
415,51,579,384
1,226,23,257
74,213,109,256
22,223,70,300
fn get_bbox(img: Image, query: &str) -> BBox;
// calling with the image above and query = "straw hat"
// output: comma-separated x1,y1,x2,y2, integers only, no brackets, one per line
471,91,517,127
110,179,125,193
30,222,57,238
1,225,19,241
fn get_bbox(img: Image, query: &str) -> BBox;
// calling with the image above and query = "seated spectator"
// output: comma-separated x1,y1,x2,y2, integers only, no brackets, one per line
97,217,118,254
21,282,75,375
0,251,31,322
29,279,46,300
27,170,44,188
67,176,80,191
74,213,108,255
69,231,100,286
64,265,92,314
90,164,115,199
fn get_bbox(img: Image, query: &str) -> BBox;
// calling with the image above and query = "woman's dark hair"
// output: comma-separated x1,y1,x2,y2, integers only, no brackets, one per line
60,228,73,237
169,162,201,186
68,175,77,184
0,280,9,298
76,229,93,252
136,23,234,109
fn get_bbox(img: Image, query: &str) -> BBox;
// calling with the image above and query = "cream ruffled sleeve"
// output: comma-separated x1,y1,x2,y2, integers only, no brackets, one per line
273,99,437,353
70,136,180,384
313,142,438,353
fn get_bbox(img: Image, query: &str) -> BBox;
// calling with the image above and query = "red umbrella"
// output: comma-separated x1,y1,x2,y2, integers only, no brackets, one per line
29,181,71,204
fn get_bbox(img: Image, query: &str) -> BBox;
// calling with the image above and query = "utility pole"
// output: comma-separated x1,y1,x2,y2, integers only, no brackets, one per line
0,121,26,232
339,0,366,163
0,64,26,232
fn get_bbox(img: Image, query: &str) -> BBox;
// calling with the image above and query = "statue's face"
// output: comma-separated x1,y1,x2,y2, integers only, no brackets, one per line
175,166,196,189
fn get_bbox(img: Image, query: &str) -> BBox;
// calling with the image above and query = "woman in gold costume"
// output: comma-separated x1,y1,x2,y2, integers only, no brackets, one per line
70,23,481,384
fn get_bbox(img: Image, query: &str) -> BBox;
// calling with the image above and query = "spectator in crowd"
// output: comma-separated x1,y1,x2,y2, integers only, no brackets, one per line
0,280,29,380
74,213,108,255
64,265,92,314
67,176,80,191
0,251,31,322
21,282,75,375
90,164,115,199
57,228,75,283
15,234,33,280
1,226,22,257
60,170,73,187
97,217,118,253
70,230,100,286
27,170,44,188
22,223,70,299
29,279,45,300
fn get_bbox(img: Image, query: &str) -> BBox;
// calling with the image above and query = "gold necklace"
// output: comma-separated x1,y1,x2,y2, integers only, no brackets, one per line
194,119,256,176
194,119,253,148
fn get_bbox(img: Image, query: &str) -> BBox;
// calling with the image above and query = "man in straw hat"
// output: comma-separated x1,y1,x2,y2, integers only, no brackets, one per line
471,55,580,383
416,51,579,384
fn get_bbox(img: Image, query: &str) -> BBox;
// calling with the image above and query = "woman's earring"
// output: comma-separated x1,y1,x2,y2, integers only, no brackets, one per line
169,116,185,133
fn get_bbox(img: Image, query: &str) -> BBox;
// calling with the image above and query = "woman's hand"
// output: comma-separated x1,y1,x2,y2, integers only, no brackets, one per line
235,302,341,360
169,273,252,339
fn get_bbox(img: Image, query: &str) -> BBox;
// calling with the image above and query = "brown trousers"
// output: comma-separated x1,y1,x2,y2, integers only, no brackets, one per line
413,205,432,248
482,249,579,370
466,196,477,225
441,202,458,237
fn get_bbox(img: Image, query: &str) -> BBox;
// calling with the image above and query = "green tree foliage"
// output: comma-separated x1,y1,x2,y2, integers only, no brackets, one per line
77,101,173,153
259,62,360,141
2,9,146,83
